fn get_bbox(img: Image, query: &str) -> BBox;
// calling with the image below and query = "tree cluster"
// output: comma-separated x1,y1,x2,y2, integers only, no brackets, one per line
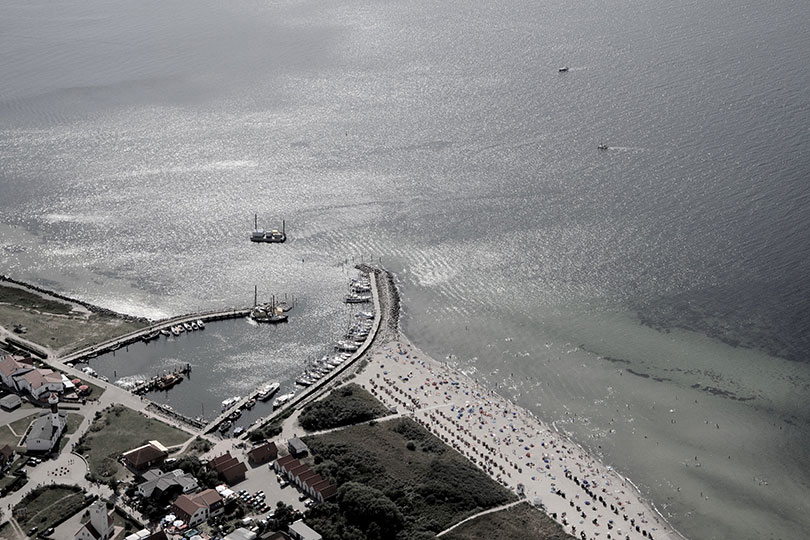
298,384,387,431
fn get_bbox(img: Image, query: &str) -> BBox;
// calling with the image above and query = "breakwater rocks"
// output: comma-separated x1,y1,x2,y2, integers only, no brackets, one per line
0,275,149,324
356,264,400,337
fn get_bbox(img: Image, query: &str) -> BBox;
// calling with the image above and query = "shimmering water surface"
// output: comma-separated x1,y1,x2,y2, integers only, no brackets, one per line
2,0,810,538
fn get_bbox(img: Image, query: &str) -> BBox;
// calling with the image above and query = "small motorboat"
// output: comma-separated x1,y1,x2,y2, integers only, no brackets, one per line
197,319,205,329
219,420,232,432
558,66,569,72
598,144,609,150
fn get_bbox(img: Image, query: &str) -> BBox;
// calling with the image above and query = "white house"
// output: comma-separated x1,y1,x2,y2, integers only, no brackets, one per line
25,393,66,453
14,368,63,400
173,489,223,527
75,500,114,540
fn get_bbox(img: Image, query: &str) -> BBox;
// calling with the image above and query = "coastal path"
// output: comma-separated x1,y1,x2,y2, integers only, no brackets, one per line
436,500,527,537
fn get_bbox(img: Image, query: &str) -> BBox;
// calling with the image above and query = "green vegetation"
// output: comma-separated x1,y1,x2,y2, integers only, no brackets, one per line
75,404,191,481
442,502,574,540
0,284,147,355
183,437,213,457
0,424,22,448
299,384,389,432
8,414,36,439
64,413,84,434
0,458,28,495
58,413,86,452
303,417,516,540
250,405,296,443
76,379,105,401
0,285,75,315
13,484,85,530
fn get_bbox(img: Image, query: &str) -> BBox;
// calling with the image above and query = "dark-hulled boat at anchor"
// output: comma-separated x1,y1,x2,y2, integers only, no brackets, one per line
250,214,286,243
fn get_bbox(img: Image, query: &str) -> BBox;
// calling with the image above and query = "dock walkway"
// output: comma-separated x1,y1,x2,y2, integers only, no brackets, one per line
203,386,263,434
58,308,250,365
246,269,383,436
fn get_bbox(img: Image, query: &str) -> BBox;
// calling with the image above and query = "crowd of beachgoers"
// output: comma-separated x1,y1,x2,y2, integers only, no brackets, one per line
356,337,685,540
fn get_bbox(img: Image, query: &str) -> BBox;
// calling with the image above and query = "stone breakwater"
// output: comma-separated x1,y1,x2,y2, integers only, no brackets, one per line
0,275,150,323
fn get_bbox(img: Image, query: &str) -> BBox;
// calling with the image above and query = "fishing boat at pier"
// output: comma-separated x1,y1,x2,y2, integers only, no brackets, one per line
155,373,182,390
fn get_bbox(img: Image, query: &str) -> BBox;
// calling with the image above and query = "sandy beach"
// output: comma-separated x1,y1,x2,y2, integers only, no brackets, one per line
355,333,687,540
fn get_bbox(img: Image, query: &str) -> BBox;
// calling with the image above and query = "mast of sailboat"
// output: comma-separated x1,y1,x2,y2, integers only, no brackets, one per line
282,219,285,237
254,285,258,307
254,213,258,231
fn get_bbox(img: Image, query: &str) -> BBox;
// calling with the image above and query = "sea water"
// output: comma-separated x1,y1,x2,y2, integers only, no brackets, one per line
1,0,809,538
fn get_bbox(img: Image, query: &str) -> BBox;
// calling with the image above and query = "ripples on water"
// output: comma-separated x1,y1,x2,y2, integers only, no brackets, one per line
1,0,810,538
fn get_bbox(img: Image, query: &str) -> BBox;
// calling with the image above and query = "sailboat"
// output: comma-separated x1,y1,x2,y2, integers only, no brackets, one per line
250,289,289,324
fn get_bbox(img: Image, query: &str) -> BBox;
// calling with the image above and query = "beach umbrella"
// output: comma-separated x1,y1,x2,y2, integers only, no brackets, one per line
78,385,89,392
173,520,184,527
71,378,81,385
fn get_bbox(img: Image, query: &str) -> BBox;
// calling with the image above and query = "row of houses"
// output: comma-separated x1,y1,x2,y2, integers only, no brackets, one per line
0,354,64,401
273,455,337,503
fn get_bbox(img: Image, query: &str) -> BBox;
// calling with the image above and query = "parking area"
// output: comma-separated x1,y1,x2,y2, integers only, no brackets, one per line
230,461,306,517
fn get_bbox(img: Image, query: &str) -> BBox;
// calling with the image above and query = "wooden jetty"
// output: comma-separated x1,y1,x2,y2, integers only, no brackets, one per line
59,308,251,366
203,385,264,434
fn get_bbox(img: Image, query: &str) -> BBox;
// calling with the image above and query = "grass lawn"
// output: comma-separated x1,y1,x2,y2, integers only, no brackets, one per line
64,413,84,434
304,417,516,538
0,284,147,356
442,502,574,540
0,521,14,539
8,414,37,438
13,484,85,530
0,424,22,448
58,413,86,452
110,507,143,533
82,380,105,400
80,404,191,481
